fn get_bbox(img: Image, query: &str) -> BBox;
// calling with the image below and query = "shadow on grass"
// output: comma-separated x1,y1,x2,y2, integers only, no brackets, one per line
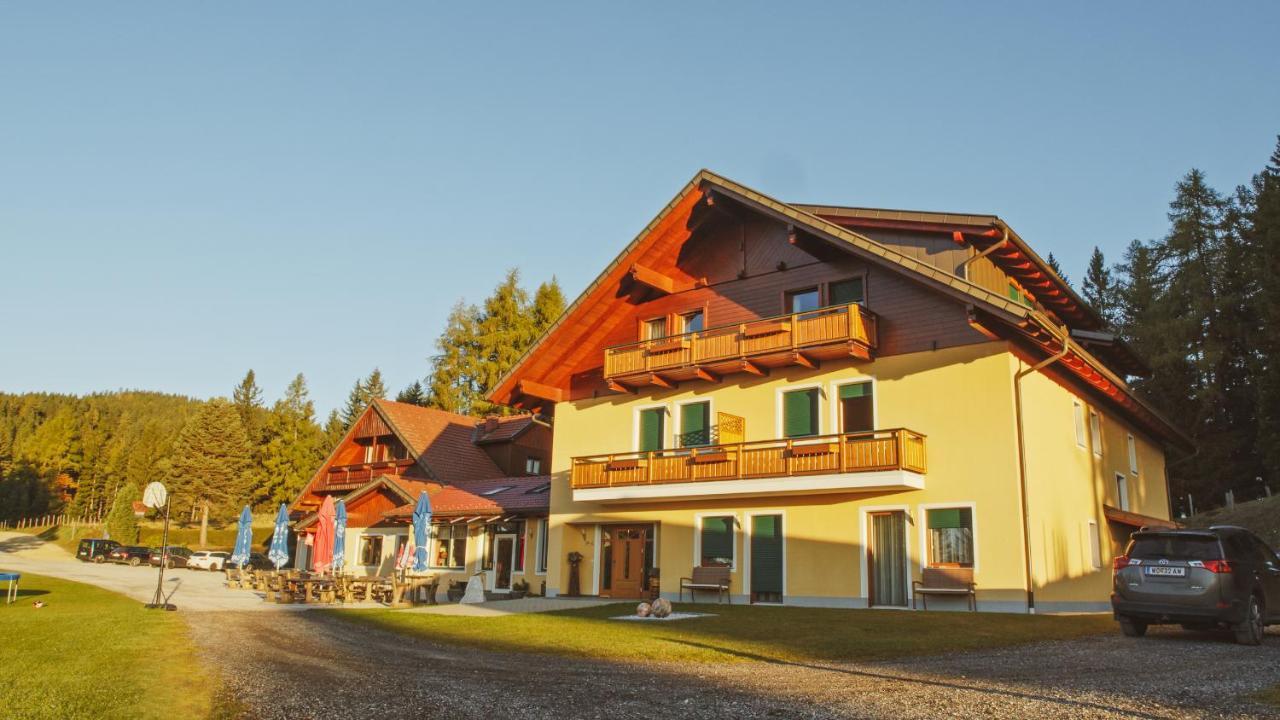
661,638,1167,719
13,588,51,599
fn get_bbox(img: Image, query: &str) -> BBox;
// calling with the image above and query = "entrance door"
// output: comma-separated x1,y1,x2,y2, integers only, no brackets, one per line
493,534,516,591
868,511,907,607
606,526,648,598
750,514,783,604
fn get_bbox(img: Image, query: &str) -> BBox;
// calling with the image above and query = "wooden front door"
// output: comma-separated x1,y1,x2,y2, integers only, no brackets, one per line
605,526,648,598
868,511,907,607
493,534,516,591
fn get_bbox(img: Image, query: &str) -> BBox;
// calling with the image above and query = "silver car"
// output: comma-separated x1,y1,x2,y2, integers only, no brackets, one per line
1111,526,1280,645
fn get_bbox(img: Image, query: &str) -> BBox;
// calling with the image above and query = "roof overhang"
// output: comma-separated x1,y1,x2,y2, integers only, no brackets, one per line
1103,504,1180,530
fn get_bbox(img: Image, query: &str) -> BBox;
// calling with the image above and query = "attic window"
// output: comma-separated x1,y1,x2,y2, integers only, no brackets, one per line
481,486,514,496
526,483,551,495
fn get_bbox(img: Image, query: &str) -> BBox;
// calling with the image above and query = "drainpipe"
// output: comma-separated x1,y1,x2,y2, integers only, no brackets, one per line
957,226,1009,280
1013,323,1070,614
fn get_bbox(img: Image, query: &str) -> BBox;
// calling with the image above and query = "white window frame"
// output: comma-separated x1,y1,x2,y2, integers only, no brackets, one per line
358,534,385,568
828,377,877,435
534,518,548,575
525,457,542,475
693,512,738,571
1073,401,1086,449
674,397,715,449
632,402,670,452
775,382,826,439
1089,411,1103,458
429,524,467,570
917,502,979,572
1127,434,1138,475
743,509,787,603
1116,473,1130,511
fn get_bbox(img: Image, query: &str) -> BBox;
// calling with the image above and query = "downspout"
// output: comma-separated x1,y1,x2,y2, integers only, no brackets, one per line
957,226,1009,280
1013,323,1070,614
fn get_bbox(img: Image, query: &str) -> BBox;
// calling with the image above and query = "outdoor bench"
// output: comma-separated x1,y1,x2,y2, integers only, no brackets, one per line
911,567,976,611
679,566,731,603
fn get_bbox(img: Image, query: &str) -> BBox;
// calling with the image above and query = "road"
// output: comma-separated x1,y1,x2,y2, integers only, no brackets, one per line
5,531,1280,718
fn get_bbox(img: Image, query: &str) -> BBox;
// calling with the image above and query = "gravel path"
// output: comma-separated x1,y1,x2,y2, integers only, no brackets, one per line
192,611,1280,720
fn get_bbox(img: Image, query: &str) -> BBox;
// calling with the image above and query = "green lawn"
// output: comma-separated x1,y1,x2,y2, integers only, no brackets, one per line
1253,684,1280,708
0,572,217,720
333,602,1113,664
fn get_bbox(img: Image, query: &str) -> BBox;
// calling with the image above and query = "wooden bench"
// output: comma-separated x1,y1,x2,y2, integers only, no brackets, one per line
911,567,976,611
679,566,731,603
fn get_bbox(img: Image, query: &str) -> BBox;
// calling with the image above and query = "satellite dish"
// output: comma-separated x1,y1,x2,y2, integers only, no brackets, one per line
143,482,168,509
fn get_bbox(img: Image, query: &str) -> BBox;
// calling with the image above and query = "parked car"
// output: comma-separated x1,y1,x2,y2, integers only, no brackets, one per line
188,551,231,571
1111,525,1280,645
148,546,193,569
76,538,120,563
107,545,154,566
226,552,272,571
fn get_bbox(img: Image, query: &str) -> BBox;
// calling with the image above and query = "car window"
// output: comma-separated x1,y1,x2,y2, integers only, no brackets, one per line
1128,535,1222,561
1222,533,1262,563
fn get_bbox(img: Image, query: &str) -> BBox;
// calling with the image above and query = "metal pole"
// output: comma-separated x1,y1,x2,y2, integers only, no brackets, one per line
147,497,175,611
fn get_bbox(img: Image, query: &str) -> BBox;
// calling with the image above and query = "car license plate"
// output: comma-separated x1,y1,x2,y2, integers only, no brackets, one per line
1145,566,1186,577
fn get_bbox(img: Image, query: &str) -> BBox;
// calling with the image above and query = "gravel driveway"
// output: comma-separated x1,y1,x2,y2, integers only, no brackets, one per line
194,610,1280,720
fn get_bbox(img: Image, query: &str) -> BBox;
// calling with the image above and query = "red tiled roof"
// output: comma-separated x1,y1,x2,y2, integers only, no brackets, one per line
473,414,538,444
384,475,551,519
374,400,506,483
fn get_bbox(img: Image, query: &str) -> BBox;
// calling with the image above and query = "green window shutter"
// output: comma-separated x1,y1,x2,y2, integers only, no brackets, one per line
680,402,710,447
927,507,972,530
750,514,783,594
839,382,871,400
639,408,664,452
829,278,864,306
783,389,818,437
700,516,734,566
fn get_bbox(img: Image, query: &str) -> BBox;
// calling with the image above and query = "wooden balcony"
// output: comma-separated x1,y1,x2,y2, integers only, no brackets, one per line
317,459,415,492
604,303,878,389
570,428,926,502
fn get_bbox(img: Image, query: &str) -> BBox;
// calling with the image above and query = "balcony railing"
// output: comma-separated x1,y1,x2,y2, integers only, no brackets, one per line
571,428,926,490
604,302,878,384
318,458,415,491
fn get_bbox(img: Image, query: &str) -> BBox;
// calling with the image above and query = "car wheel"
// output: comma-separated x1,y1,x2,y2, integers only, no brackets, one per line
166,559,175,569
1119,616,1148,637
93,555,105,564
129,557,140,567
1234,595,1265,646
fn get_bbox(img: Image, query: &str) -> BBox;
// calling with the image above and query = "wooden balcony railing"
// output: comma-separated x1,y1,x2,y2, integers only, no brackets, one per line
318,459,415,491
604,302,878,382
571,428,926,490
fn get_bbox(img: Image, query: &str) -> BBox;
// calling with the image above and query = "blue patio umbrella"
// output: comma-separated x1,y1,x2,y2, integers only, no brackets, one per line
332,499,347,573
412,491,431,572
268,503,291,569
230,506,253,567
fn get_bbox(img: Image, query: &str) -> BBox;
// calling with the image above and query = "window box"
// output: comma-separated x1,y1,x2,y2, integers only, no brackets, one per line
647,337,690,353
605,458,647,472
690,450,732,464
789,442,837,458
742,319,790,338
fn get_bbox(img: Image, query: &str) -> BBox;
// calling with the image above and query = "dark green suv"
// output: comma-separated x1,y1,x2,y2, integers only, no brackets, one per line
1111,525,1280,645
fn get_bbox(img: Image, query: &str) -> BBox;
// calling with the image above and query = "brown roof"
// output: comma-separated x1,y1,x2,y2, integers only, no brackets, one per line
473,414,539,444
383,475,551,519
1104,504,1180,530
374,400,506,483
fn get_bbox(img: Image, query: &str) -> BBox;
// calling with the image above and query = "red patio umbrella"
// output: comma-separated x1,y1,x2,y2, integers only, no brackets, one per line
311,495,336,574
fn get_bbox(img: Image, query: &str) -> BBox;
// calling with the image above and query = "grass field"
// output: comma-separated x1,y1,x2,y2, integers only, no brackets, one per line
334,602,1113,664
1192,494,1280,547
0,572,217,720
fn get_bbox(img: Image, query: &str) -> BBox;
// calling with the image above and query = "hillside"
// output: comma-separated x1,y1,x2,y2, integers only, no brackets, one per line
1188,495,1280,548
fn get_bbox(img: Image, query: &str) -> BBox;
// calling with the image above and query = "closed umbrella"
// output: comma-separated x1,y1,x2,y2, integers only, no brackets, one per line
332,500,347,573
411,491,431,573
230,506,253,567
312,495,336,574
268,503,291,570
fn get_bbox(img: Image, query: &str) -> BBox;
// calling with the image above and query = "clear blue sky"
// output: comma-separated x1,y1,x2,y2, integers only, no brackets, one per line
3,3,1277,415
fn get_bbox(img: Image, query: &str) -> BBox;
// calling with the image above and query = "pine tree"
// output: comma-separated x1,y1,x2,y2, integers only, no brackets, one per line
533,277,567,331
1045,253,1070,286
340,378,366,429
427,301,481,413
167,398,253,533
104,481,141,543
363,368,387,403
396,381,428,406
1081,247,1119,327
323,409,346,447
232,370,265,442
1247,137,1280,482
256,374,326,507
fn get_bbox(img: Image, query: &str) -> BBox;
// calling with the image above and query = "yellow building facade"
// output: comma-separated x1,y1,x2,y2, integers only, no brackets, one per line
492,171,1189,613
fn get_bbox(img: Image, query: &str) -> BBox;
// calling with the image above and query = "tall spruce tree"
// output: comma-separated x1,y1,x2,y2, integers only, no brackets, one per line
167,398,253,541
340,378,366,429
1248,137,1280,482
256,374,326,507
1081,247,1119,326
323,409,346,447
1045,253,1070,286
231,370,265,441
363,368,387,403
427,301,480,413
